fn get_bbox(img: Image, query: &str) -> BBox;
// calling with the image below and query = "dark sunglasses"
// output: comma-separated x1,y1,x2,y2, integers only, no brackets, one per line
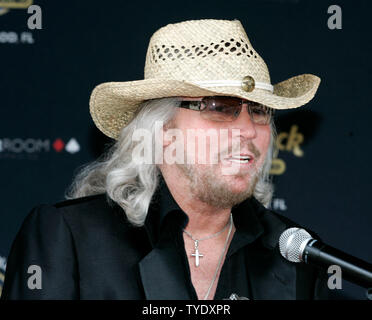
178,96,273,125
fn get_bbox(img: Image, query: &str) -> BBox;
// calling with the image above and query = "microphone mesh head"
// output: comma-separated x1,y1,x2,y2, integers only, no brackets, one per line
279,227,312,263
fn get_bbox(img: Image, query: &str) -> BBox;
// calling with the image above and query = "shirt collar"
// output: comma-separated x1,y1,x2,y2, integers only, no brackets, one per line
144,174,185,247
144,173,266,248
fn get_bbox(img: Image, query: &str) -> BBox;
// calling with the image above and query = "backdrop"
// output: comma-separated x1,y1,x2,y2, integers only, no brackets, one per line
1,0,371,299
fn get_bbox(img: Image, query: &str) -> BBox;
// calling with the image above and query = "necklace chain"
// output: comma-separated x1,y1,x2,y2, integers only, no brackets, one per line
182,214,234,300
182,213,232,242
203,214,233,300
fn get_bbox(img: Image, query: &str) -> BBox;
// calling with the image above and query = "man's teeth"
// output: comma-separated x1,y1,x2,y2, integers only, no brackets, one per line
228,156,251,163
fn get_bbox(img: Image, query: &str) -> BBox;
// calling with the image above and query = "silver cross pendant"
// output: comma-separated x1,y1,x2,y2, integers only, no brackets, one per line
191,240,203,267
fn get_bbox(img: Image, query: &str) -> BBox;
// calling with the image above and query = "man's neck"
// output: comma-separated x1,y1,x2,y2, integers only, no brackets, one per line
160,167,232,238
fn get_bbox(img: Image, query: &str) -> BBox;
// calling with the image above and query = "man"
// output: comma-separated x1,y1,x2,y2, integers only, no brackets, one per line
1,19,329,299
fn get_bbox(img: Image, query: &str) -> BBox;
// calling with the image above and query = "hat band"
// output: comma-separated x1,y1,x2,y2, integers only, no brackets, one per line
191,80,274,93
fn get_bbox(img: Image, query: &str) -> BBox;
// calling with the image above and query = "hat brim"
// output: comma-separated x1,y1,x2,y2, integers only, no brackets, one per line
89,74,320,139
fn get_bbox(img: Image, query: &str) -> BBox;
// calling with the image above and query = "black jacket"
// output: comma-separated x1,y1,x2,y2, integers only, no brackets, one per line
1,183,329,300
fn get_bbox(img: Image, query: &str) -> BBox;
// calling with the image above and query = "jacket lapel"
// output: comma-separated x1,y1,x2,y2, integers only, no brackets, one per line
138,178,192,299
246,203,297,300
245,246,297,300
139,244,191,300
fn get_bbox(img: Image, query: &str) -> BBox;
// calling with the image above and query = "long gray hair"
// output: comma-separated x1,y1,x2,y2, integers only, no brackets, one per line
66,97,276,226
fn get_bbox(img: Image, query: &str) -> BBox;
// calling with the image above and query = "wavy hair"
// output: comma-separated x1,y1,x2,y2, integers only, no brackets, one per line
66,97,276,226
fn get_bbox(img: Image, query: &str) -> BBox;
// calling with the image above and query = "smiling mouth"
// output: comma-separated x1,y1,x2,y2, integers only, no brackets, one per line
224,155,254,164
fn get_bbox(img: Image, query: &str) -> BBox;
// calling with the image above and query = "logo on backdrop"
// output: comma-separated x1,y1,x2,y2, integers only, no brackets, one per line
270,124,304,176
0,137,81,158
269,124,305,212
0,255,6,298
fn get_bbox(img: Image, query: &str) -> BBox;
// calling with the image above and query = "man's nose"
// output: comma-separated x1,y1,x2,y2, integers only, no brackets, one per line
231,105,257,140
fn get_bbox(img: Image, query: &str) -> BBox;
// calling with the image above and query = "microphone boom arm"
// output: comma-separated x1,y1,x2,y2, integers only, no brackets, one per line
304,240,372,289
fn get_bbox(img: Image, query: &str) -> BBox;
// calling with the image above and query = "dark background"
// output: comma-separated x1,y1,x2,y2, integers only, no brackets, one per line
0,0,371,299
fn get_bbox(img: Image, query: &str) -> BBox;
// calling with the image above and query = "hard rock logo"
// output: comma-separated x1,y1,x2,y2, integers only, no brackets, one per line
270,124,305,175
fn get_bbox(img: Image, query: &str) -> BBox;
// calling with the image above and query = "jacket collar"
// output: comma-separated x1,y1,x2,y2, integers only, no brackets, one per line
143,174,185,248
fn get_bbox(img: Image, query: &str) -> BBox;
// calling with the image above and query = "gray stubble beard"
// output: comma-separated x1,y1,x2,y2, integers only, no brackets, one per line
176,161,260,210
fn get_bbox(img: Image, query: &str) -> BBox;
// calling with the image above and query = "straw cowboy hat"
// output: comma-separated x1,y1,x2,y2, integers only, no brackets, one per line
89,19,320,139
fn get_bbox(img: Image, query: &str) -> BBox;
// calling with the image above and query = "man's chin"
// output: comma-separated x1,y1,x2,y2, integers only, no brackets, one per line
228,182,252,196
221,168,256,186
176,162,258,208
226,179,255,198
202,176,257,208
223,170,259,194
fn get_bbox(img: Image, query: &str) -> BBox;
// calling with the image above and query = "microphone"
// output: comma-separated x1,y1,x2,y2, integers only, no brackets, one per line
279,227,372,288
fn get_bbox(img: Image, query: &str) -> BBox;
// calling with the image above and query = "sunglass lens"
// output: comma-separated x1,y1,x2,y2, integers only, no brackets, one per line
201,97,242,121
247,103,272,125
